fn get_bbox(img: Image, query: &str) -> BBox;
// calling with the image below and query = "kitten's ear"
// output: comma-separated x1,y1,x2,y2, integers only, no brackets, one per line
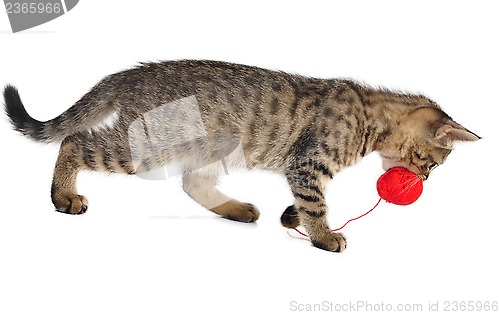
433,119,481,148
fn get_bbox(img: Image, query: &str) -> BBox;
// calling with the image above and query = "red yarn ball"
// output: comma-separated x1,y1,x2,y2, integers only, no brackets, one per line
377,167,423,205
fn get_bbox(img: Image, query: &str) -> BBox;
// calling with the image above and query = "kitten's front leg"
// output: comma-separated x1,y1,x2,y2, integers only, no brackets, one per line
286,164,347,252
296,202,347,252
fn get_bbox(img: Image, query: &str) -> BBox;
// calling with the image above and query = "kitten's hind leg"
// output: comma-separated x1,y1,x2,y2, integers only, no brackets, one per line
51,136,88,215
182,171,260,223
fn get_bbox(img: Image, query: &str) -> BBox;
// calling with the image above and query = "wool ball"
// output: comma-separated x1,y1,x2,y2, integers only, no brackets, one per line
377,167,423,205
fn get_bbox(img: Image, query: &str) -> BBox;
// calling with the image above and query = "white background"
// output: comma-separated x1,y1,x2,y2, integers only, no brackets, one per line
1,1,498,314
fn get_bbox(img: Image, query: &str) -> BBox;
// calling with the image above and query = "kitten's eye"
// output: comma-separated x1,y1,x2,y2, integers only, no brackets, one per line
428,163,438,171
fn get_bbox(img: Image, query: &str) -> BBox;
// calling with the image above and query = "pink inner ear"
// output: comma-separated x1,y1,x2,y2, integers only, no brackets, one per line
435,124,453,140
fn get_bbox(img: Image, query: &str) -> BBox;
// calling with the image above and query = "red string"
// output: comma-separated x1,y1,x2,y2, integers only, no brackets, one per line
292,197,383,238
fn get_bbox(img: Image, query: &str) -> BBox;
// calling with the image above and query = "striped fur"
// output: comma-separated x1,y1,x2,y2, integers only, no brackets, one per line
4,60,479,252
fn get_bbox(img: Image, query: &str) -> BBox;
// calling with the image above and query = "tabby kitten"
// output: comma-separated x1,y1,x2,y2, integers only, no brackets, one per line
4,60,479,252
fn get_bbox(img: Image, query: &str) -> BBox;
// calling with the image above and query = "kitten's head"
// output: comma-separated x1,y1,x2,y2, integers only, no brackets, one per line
379,106,480,180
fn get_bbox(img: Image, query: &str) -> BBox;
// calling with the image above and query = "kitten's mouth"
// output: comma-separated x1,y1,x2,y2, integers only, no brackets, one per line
419,174,429,181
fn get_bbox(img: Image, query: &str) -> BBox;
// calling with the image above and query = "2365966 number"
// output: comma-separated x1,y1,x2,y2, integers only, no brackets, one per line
5,2,62,14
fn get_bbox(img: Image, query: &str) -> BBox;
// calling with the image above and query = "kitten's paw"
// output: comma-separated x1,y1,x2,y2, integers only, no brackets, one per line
212,200,260,223
53,194,88,215
311,232,347,252
281,205,300,228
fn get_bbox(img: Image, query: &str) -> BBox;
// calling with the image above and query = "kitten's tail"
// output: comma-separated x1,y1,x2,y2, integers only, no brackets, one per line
3,85,114,143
